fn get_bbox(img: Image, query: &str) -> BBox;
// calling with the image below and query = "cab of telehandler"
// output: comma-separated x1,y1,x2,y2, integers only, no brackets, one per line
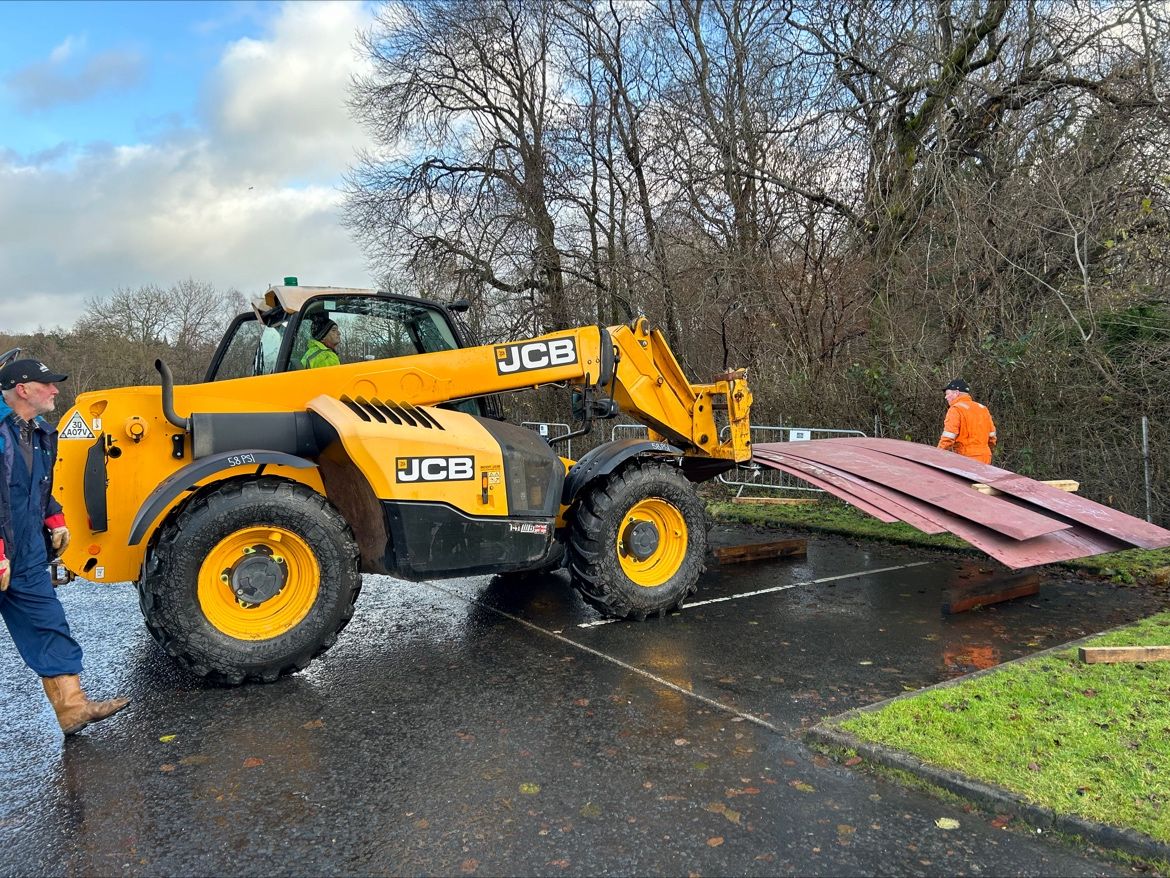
206,284,465,379
203,282,486,418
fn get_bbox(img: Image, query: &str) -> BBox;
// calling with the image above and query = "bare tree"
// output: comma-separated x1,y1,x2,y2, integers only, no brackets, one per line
78,279,241,387
729,1,1160,269
347,0,575,333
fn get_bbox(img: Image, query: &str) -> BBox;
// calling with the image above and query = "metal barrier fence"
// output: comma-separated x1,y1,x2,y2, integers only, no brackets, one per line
522,421,573,458
718,424,867,497
611,423,649,442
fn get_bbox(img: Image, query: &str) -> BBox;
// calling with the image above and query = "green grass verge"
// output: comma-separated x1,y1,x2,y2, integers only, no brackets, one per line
708,497,1170,584
836,612,1170,844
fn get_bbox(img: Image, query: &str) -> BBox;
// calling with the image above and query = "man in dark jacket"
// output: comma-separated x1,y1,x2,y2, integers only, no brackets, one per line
0,358,129,735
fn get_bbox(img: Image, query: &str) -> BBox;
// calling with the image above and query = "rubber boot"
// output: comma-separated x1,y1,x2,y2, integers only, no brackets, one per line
41,675,130,735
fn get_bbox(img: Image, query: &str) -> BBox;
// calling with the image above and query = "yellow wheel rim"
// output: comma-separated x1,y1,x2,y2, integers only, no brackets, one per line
198,526,320,641
617,497,688,587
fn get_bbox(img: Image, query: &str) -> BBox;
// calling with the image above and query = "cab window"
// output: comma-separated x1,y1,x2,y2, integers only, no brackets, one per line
291,295,462,369
208,312,289,381
206,294,477,419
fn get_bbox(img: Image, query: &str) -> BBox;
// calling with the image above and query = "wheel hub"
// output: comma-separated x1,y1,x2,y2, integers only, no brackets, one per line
223,546,287,606
621,519,660,561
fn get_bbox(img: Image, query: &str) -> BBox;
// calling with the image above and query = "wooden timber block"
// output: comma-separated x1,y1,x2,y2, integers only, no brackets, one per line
970,479,1079,496
731,497,819,505
1079,645,1170,664
713,538,808,564
943,571,1040,615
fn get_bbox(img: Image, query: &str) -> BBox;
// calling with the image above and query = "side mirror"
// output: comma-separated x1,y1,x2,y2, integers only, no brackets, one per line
448,298,471,314
572,389,619,422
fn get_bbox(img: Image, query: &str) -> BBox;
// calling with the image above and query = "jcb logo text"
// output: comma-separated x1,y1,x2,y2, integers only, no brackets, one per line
396,456,475,482
495,339,577,374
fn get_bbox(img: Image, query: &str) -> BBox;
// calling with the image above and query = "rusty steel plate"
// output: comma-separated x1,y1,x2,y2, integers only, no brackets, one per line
749,453,898,523
753,447,1132,568
753,450,944,533
983,476,1170,550
887,500,1132,568
831,437,1011,481
756,442,1070,541
831,438,1170,550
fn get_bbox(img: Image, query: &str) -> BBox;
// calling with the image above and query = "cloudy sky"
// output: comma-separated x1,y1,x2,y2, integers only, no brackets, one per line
0,0,378,334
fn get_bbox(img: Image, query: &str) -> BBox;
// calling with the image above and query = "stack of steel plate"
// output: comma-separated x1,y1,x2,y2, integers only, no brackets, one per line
752,438,1170,568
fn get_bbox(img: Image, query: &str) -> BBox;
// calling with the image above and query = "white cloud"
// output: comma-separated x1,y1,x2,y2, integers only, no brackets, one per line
0,1,376,335
207,1,375,181
48,35,83,64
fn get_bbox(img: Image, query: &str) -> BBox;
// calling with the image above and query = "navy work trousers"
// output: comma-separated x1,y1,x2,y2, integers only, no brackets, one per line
0,567,83,677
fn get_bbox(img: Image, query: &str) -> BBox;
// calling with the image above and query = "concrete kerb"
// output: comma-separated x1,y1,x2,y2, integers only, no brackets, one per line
804,623,1170,863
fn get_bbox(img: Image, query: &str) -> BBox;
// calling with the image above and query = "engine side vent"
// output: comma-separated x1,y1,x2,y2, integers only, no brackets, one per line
386,399,444,430
340,396,444,430
342,395,392,424
351,398,397,426
351,396,388,424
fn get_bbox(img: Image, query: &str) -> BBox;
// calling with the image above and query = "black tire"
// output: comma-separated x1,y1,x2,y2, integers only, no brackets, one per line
138,477,361,684
566,460,707,620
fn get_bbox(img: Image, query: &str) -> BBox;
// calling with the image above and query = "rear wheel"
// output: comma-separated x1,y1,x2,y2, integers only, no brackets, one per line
567,460,706,620
139,477,361,684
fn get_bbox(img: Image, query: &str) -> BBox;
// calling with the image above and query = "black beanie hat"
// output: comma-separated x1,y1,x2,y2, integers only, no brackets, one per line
312,318,338,342
944,378,970,393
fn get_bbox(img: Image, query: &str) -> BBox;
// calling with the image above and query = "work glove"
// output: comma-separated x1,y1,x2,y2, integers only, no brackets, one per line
50,526,70,554
0,539,8,592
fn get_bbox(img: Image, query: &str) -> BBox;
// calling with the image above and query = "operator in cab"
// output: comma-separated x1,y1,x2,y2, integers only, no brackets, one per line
301,317,341,369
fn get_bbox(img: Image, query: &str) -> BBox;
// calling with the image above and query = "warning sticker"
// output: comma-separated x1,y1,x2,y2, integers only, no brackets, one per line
508,522,549,535
60,412,95,440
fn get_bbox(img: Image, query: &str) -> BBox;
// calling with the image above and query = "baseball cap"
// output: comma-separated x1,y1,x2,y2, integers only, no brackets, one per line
943,378,970,393
0,359,69,391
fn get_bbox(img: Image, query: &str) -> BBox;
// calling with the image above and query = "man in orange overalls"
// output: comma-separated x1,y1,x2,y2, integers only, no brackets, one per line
938,378,997,464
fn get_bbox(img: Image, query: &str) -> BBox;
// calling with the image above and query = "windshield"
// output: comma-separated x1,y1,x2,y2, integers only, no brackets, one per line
207,294,463,382
291,295,460,369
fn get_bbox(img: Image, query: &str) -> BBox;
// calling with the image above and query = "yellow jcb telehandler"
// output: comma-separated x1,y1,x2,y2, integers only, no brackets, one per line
51,282,752,683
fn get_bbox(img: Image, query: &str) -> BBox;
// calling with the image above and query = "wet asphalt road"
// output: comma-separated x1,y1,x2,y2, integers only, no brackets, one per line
2,527,1168,877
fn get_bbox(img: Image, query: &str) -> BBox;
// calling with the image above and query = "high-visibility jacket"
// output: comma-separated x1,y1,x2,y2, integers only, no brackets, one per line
301,339,340,369
938,392,997,464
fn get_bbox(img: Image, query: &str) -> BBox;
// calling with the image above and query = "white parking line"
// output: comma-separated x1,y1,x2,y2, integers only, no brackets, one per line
575,561,934,628
424,580,785,733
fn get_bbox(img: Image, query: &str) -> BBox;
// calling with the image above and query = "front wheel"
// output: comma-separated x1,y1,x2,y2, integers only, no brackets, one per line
566,460,707,620
139,478,362,684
